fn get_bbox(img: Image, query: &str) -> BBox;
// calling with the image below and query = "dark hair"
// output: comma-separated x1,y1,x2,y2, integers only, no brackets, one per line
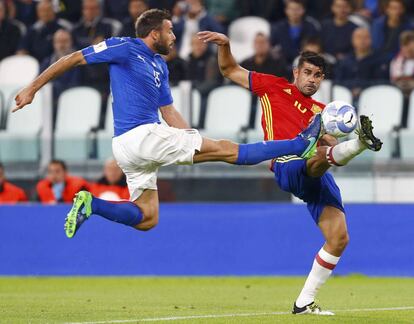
0,162,3,171
301,36,322,49
298,51,327,74
135,9,171,38
49,159,67,171
285,0,305,7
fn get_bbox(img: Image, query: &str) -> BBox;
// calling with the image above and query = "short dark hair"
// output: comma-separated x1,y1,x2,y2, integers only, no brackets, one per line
297,51,327,74
49,159,67,171
0,162,3,171
135,9,171,38
285,0,306,7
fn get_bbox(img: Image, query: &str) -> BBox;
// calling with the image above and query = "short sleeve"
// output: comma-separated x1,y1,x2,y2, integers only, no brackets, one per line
250,71,284,96
158,61,173,107
81,37,130,64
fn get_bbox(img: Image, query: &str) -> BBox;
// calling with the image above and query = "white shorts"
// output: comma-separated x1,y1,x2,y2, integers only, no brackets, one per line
112,123,202,201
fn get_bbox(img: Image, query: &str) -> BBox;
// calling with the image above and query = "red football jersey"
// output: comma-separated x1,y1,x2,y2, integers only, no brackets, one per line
250,72,326,141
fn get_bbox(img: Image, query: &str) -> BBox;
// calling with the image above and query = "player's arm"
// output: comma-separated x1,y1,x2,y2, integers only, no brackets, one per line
13,51,86,112
197,31,250,89
159,104,190,129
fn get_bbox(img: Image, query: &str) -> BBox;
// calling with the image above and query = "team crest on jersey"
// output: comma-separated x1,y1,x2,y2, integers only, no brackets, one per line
311,104,322,114
283,88,292,95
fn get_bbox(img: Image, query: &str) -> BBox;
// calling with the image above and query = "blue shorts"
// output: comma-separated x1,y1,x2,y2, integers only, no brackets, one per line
273,158,345,224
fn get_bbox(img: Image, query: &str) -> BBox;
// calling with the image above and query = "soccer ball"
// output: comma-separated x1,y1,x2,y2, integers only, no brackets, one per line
321,100,358,138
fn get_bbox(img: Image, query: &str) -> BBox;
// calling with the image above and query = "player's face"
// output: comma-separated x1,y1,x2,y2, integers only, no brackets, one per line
293,62,324,96
154,20,176,55
47,163,66,184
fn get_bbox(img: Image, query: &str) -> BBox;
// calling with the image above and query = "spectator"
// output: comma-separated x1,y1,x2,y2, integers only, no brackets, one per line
187,33,222,128
335,27,390,99
120,0,149,38
0,163,28,203
390,31,414,97
13,0,37,26
165,44,188,86
72,0,113,50
148,0,178,12
0,1,22,60
36,160,89,203
204,0,240,29
241,0,284,23
241,32,290,128
72,0,113,114
241,33,290,79
353,0,380,20
321,0,358,60
90,159,129,201
56,0,82,24
292,36,337,78
40,29,80,127
103,0,129,21
306,0,333,20
271,0,320,64
17,0,66,62
371,0,413,60
172,0,224,60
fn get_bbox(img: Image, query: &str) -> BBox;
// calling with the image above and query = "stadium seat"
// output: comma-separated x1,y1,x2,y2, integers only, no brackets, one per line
0,55,39,128
247,99,265,142
353,85,403,161
228,17,270,62
399,90,414,159
202,85,251,141
0,55,39,85
358,85,403,132
97,98,114,160
332,85,353,103
54,87,101,161
0,91,43,162
312,80,332,103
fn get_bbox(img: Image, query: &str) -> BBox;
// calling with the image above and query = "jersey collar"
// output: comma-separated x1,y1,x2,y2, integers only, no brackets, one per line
133,38,158,58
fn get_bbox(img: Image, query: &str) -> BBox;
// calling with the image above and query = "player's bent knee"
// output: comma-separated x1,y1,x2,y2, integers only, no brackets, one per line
134,205,159,231
329,231,350,252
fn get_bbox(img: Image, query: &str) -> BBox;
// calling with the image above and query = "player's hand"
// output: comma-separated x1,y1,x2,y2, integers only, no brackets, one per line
197,31,229,46
13,86,36,112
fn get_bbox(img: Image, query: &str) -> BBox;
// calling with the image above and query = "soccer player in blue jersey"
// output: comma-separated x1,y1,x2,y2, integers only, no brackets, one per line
14,9,322,238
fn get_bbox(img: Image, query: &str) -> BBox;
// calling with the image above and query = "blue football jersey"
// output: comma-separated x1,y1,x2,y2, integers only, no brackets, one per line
81,37,173,136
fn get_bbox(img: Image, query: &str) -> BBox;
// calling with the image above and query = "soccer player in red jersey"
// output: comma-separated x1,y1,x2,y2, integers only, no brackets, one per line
199,31,382,315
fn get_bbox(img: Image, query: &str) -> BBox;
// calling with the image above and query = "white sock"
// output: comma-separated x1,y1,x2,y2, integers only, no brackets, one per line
326,139,366,166
295,247,340,308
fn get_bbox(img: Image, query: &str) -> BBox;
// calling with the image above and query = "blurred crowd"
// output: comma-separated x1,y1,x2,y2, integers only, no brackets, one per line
1,0,414,127
0,159,130,203
1,0,414,203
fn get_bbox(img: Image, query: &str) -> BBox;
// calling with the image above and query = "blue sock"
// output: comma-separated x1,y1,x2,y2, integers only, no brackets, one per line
91,197,143,227
236,137,307,165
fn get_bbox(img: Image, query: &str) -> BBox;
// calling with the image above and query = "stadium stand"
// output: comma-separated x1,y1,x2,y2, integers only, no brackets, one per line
202,85,251,141
400,89,414,159
54,87,101,161
356,85,404,160
227,16,271,62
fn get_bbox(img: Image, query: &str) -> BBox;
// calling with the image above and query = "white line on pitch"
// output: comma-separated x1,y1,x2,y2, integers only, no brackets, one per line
65,306,414,324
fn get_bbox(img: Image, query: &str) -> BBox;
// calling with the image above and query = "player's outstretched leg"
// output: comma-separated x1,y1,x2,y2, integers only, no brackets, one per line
326,115,382,166
236,113,323,164
195,114,323,164
65,191,143,238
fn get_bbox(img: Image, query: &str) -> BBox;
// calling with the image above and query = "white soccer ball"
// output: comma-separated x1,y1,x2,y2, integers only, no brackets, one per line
322,100,358,138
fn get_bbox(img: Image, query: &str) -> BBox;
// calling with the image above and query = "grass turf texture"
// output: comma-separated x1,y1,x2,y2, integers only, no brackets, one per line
0,276,413,323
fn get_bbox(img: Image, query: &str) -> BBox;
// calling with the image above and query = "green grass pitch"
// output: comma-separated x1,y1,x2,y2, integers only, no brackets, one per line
1,276,413,323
